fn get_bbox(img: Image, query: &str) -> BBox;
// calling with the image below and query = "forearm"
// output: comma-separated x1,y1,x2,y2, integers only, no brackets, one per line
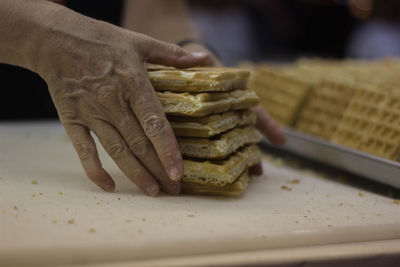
0,0,63,71
122,0,201,43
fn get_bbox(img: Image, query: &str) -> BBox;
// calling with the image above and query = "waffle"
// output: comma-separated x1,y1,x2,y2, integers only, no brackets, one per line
295,80,356,140
182,144,261,187
331,85,389,150
250,66,312,126
181,169,249,196
157,90,259,117
360,90,400,161
178,126,263,159
148,65,249,92
169,109,257,137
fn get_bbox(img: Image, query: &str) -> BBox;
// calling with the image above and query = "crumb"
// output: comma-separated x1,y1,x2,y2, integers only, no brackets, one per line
117,197,121,200
94,196,97,199
184,199,189,203
58,192,63,195
306,210,311,213
88,228,96,233
187,214,195,218
261,235,267,239
138,229,143,234
377,213,381,216
328,224,332,228
338,203,344,207
66,208,70,212
305,192,309,195
295,221,299,224
358,192,364,197
96,202,100,205
13,206,18,210
286,179,300,184
31,180,37,185
126,219,132,223
304,215,308,218
39,193,43,195
393,199,400,205
67,219,75,224
326,194,330,198
52,220,57,224
280,185,292,192
142,218,146,222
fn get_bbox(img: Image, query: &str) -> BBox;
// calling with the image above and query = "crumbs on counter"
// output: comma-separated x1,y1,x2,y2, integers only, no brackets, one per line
39,193,43,195
338,203,344,207
126,219,132,223
358,192,365,197
393,199,400,205
58,192,63,195
13,206,18,210
88,228,96,233
280,185,292,192
117,197,121,200
187,214,195,218
96,202,100,205
142,218,147,222
67,219,75,224
31,180,38,185
52,220,57,224
286,179,300,184
328,224,332,228
326,194,330,198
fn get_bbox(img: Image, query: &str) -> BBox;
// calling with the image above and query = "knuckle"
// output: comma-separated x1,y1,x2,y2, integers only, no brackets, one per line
75,142,94,161
142,113,165,137
126,136,150,156
106,141,126,159
97,86,117,108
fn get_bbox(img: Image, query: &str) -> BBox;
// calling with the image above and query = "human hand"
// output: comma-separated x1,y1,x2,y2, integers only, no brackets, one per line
36,7,208,196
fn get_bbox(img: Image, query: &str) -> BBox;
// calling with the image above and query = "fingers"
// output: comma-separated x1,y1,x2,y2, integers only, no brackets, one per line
253,106,286,146
110,109,181,195
128,71,184,182
89,119,160,196
63,123,115,192
138,36,209,68
249,162,263,176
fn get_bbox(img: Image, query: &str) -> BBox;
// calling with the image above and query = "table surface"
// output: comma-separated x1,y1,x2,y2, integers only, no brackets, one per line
1,121,400,267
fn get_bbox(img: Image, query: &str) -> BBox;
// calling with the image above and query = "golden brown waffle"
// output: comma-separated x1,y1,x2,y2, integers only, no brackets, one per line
178,126,263,159
183,144,261,187
250,66,312,126
148,65,249,92
360,91,400,161
331,85,390,150
157,90,259,117
169,109,257,138
181,169,249,196
295,81,357,140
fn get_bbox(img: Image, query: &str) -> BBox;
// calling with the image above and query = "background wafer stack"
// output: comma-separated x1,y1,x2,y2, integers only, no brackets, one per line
248,58,400,162
147,65,262,196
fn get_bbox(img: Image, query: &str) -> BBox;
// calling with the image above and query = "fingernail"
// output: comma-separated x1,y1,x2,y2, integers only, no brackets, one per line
191,52,208,58
169,166,182,181
102,180,115,192
146,184,159,196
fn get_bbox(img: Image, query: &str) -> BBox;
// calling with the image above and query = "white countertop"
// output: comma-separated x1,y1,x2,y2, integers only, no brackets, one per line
1,121,400,266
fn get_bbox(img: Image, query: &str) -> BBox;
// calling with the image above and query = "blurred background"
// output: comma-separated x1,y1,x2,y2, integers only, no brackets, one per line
1,0,400,120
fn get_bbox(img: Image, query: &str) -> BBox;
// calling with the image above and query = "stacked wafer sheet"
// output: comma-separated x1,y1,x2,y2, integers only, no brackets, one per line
148,65,262,196
248,58,400,161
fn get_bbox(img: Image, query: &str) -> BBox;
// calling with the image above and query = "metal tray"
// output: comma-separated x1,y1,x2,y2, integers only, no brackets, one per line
262,128,400,189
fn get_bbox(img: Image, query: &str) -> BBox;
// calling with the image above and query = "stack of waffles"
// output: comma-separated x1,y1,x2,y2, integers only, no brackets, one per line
148,65,263,196
248,58,400,161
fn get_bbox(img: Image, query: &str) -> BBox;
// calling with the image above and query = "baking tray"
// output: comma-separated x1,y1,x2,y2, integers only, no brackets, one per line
262,128,400,189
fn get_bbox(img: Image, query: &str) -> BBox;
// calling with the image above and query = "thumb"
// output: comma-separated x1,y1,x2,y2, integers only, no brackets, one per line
139,36,209,68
